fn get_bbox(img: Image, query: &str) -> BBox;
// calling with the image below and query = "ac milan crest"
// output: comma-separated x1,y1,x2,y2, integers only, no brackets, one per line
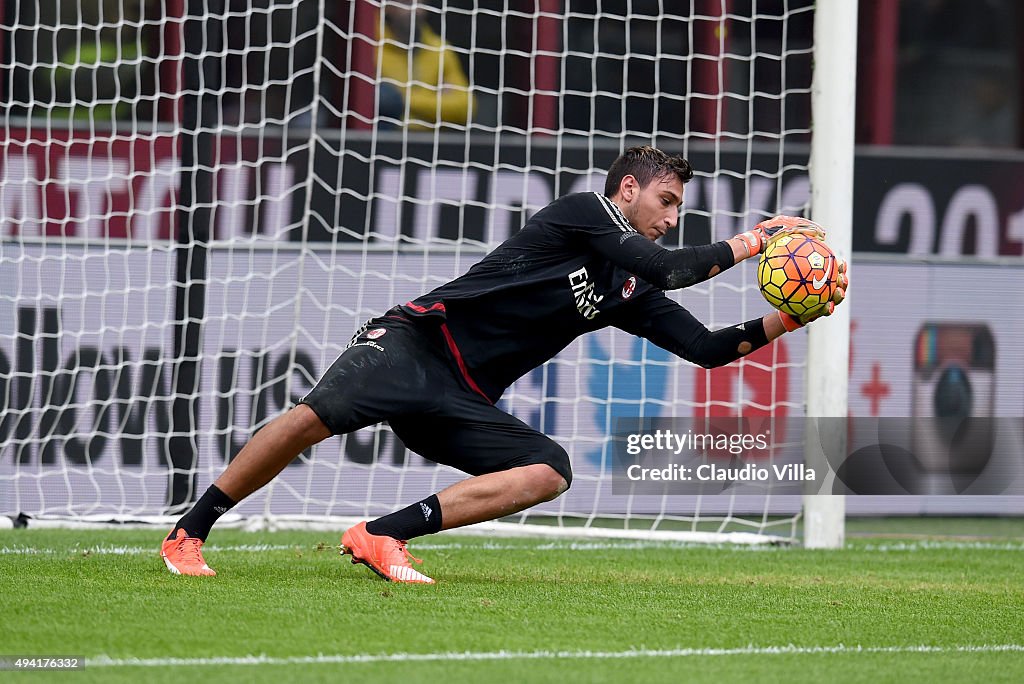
366,328,387,339
621,276,637,299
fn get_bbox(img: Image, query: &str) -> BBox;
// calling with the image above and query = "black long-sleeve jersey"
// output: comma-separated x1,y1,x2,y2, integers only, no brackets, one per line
399,191,771,403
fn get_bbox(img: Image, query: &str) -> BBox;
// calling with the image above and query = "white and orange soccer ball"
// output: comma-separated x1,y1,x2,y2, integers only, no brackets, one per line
757,234,838,319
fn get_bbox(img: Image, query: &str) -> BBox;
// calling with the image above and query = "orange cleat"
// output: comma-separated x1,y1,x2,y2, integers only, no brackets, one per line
161,529,217,576
340,521,434,584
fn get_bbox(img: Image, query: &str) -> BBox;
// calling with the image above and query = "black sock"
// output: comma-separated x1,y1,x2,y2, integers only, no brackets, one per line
365,495,442,540
167,484,237,542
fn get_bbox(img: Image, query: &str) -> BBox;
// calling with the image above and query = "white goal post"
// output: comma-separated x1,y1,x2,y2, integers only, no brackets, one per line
804,0,858,549
0,1,855,546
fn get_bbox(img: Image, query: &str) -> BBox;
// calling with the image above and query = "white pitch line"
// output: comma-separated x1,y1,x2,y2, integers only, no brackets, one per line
86,644,1024,668
857,541,1024,552
2,539,1024,555
0,544,297,556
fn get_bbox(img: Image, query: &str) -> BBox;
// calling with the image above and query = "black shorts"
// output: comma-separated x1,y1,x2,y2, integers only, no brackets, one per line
300,313,571,484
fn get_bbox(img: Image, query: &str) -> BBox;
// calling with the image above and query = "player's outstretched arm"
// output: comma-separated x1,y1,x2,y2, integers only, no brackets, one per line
615,295,773,369
614,257,847,372
603,216,824,291
588,231,738,291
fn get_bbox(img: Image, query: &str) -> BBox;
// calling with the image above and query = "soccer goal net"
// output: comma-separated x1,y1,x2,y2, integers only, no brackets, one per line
0,1,854,544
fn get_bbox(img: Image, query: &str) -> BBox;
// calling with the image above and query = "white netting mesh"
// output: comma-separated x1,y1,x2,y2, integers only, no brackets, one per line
1,0,819,541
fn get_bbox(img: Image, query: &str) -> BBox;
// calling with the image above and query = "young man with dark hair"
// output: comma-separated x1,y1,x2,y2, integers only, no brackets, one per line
161,145,847,583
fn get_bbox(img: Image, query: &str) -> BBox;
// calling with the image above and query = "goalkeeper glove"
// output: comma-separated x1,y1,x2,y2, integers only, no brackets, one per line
735,215,827,258
778,260,849,332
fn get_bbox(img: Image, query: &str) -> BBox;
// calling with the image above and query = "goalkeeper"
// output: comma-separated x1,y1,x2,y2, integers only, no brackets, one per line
161,145,848,582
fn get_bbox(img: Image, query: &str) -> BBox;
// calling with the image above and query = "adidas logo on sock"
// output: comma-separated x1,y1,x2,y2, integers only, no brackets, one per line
213,506,229,515
420,502,433,520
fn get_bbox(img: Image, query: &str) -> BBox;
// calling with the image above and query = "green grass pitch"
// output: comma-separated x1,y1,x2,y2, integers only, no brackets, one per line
2,519,1022,683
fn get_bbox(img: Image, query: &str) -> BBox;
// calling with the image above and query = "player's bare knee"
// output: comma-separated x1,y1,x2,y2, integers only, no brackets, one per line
536,441,572,499
552,475,570,499
540,478,569,503
526,463,568,503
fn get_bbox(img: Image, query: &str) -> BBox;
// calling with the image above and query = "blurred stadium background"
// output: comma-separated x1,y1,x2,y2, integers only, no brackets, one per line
1,0,1022,541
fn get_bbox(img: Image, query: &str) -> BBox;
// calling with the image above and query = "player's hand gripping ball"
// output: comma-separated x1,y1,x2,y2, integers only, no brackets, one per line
758,233,846,322
736,214,827,257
